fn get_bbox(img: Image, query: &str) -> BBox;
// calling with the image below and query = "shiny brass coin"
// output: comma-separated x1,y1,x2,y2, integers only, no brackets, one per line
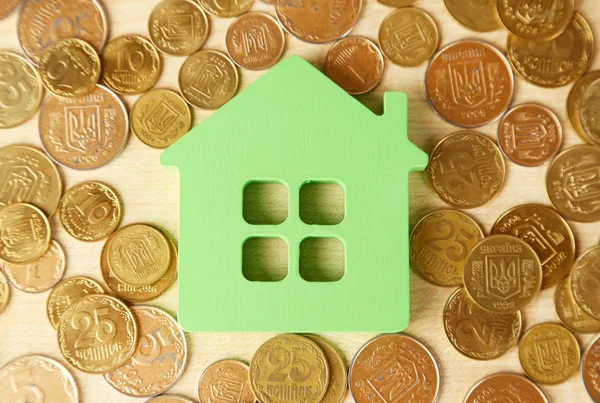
0,203,50,264
57,294,137,373
0,52,43,129
47,276,105,329
571,246,600,320
507,12,594,88
376,0,416,7
305,335,347,403
443,0,501,32
582,335,600,402
410,209,484,286
249,334,329,403
581,79,600,145
199,360,256,403
179,50,239,109
149,0,209,56
555,277,600,334
464,234,543,313
349,334,440,403
325,37,384,95
568,71,600,144
497,0,574,41
425,40,514,128
0,0,21,19
39,85,129,170
59,181,121,241
428,131,505,208
0,270,9,314
101,35,162,95
147,395,196,403
492,204,575,289
195,0,253,18
464,373,549,403
0,355,78,403
519,322,580,384
379,7,439,67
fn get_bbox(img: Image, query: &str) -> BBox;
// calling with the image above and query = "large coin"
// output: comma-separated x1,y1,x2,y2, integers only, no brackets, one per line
582,335,600,402
571,246,600,320
581,79,600,145
464,373,548,403
497,0,574,41
199,360,256,403
0,203,50,264
195,0,253,18
0,52,43,128
305,335,347,403
555,277,600,334
443,0,501,32
0,0,21,19
47,276,105,328
0,270,9,314
567,71,600,144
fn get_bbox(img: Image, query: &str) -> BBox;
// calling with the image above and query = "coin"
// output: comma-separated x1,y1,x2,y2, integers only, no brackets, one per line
47,276,105,328
146,396,196,403
463,235,543,313
497,0,573,41
428,131,505,208
464,373,548,403
0,52,43,129
199,360,256,403
507,12,594,88
443,0,501,32
0,145,62,216
581,79,600,145
379,8,438,67
276,0,362,44
101,35,162,95
149,0,209,56
519,322,580,384
582,335,600,402
39,85,129,170
555,277,600,334
226,12,285,70
249,334,329,403
0,0,21,19
497,103,562,167
349,334,439,403
18,0,108,65
0,270,9,314
3,239,65,293
0,203,50,264
179,50,239,109
305,335,347,403
492,204,575,289
376,0,417,7
38,38,101,97
195,0,253,18
57,294,137,373
60,181,121,241
571,246,600,320
0,355,78,403
324,37,384,95
425,40,514,128
568,71,600,144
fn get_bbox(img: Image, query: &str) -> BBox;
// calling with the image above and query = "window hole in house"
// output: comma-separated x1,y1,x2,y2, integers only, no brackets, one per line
299,181,345,225
243,181,288,225
242,237,288,282
299,237,345,282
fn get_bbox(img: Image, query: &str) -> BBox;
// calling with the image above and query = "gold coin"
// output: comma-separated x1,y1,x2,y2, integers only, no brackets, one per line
379,7,438,67
0,270,9,314
376,0,417,7
0,355,78,403
555,277,600,334
580,78,600,145
57,294,137,373
147,395,196,403
131,89,192,149
149,0,209,56
105,306,188,397
507,12,594,88
305,335,347,403
0,203,50,264
38,38,101,98
249,334,329,403
47,276,105,329
0,52,43,129
428,131,505,209
519,322,580,384
464,373,549,403
571,246,600,320
497,0,574,41
567,71,600,144
179,50,239,109
101,35,162,95
492,204,575,289
443,0,501,32
582,335,600,402
59,181,121,241
195,0,253,18
199,360,256,403
0,0,21,19
463,234,543,313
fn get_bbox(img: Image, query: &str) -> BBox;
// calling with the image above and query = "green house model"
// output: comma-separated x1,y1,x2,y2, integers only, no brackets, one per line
161,56,428,332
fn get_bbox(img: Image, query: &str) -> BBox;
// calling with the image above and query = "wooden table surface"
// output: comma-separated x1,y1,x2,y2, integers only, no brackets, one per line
1,0,599,402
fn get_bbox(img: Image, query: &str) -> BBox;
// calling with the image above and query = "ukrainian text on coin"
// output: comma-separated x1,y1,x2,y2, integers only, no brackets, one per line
497,0,574,41
0,52,43,128
47,276,105,328
464,373,548,403
150,0,209,56
199,360,256,403
0,270,9,314
583,335,600,402
571,246,600,320
555,277,600,333
567,72,600,144
0,203,50,264
443,0,501,32
305,335,347,403
195,0,253,18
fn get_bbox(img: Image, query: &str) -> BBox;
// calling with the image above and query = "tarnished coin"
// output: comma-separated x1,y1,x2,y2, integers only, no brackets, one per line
464,373,549,403
305,335,347,403
379,8,439,67
0,0,21,19
349,334,439,403
101,35,162,95
226,12,285,70
0,270,9,314
0,355,78,403
18,0,108,65
199,360,256,403
0,52,43,129
492,204,575,289
325,37,384,95
464,235,543,313
149,0,209,56
179,50,239,109
47,276,105,328
376,0,416,7
196,0,253,18
425,40,514,128
428,131,505,209
519,322,580,384
0,202,50,264
507,13,594,88
39,85,129,170
146,395,196,403
555,277,600,334
567,71,600,144
57,294,137,373
443,0,501,32
38,38,101,97
497,0,574,41
583,335,600,402
581,79,600,146
571,246,600,320
249,334,329,403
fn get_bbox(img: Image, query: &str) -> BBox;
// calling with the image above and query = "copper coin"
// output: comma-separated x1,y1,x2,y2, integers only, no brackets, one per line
582,334,600,402
305,335,347,403
0,0,21,19
464,373,548,403
198,360,256,403
443,0,502,33
0,203,50,264
425,40,514,128
580,78,600,145
0,270,9,314
567,71,600,144
47,276,105,328
497,0,574,41
571,245,600,320
195,0,253,18
324,37,384,95
555,277,600,334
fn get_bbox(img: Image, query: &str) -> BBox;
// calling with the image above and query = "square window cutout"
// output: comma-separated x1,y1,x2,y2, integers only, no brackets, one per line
243,181,288,225
243,237,288,282
300,181,345,225
299,237,345,282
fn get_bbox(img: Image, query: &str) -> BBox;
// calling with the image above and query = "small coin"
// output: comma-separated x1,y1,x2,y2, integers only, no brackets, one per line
47,276,105,329
0,355,78,403
443,0,501,32
146,395,196,403
583,335,600,401
0,52,43,128
349,334,440,403
305,335,347,403
425,40,514,128
555,277,600,334
324,37,384,95
497,0,574,41
571,246,600,320
0,270,9,314
379,7,438,67
0,0,21,19
428,131,505,208
464,373,549,403
199,360,256,403
519,322,580,384
0,203,50,264
376,0,417,7
581,79,600,145
249,334,329,403
567,71,600,144
39,85,129,170
195,0,253,18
